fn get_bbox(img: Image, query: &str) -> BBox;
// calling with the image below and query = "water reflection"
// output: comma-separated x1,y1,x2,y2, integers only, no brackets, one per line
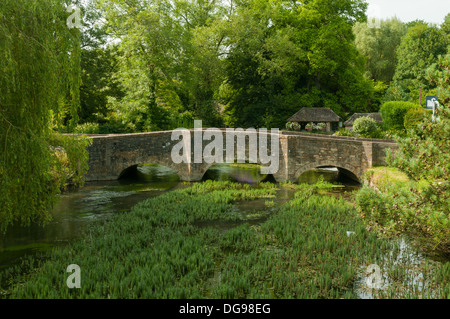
298,168,340,184
119,164,180,184
203,164,268,183
298,167,361,191
354,238,436,299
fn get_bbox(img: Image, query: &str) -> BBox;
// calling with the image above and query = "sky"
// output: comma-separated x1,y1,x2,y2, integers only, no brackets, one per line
366,0,450,25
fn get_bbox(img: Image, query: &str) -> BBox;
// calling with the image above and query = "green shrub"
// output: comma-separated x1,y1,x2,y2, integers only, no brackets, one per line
380,128,407,139
353,116,378,137
46,134,92,189
333,128,356,137
73,122,100,134
357,165,450,255
404,108,430,131
380,101,421,130
355,186,394,227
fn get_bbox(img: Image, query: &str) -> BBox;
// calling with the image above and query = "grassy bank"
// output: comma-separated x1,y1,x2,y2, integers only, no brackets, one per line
1,181,448,298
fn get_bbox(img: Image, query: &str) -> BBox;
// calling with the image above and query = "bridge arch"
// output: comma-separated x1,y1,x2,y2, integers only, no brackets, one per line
117,163,182,182
111,156,188,181
294,162,361,183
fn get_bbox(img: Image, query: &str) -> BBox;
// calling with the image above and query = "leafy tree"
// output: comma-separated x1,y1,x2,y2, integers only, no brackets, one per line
405,19,428,29
442,13,450,41
79,46,123,123
223,0,373,128
178,5,229,127
385,22,448,104
89,0,376,130
0,0,83,231
95,0,227,130
394,23,447,85
353,18,406,83
65,0,124,125
427,45,450,105
76,0,108,50
108,1,181,130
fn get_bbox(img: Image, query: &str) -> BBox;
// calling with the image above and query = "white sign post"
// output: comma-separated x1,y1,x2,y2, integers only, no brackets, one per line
426,96,440,123
432,99,440,123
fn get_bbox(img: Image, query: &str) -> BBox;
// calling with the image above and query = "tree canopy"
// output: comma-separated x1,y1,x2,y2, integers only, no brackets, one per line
76,1,449,130
353,18,406,83
77,0,374,130
385,21,448,104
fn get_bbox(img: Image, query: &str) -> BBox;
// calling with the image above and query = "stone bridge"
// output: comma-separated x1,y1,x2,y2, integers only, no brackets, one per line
84,130,398,183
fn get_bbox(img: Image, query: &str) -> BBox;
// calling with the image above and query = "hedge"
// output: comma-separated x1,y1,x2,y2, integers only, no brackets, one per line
380,101,421,130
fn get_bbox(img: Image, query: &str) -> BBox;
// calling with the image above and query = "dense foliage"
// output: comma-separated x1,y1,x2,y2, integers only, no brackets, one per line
403,108,430,131
222,0,374,128
67,0,376,131
388,51,449,188
353,18,406,83
357,51,450,255
0,0,89,232
384,22,448,104
61,1,450,133
47,134,92,191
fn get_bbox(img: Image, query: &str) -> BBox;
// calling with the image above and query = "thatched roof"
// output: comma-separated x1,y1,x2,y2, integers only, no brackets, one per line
287,108,341,123
344,113,383,126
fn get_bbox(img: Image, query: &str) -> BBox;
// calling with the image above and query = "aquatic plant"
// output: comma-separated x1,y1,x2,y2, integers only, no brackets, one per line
3,181,448,299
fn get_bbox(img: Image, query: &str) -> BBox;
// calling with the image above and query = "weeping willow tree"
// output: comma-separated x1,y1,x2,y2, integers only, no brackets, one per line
0,0,84,231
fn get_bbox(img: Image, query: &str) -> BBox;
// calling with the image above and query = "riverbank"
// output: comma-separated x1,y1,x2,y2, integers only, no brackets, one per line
2,180,448,299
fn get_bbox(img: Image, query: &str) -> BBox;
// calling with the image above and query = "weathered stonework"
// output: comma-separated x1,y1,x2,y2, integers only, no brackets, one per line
84,130,398,183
